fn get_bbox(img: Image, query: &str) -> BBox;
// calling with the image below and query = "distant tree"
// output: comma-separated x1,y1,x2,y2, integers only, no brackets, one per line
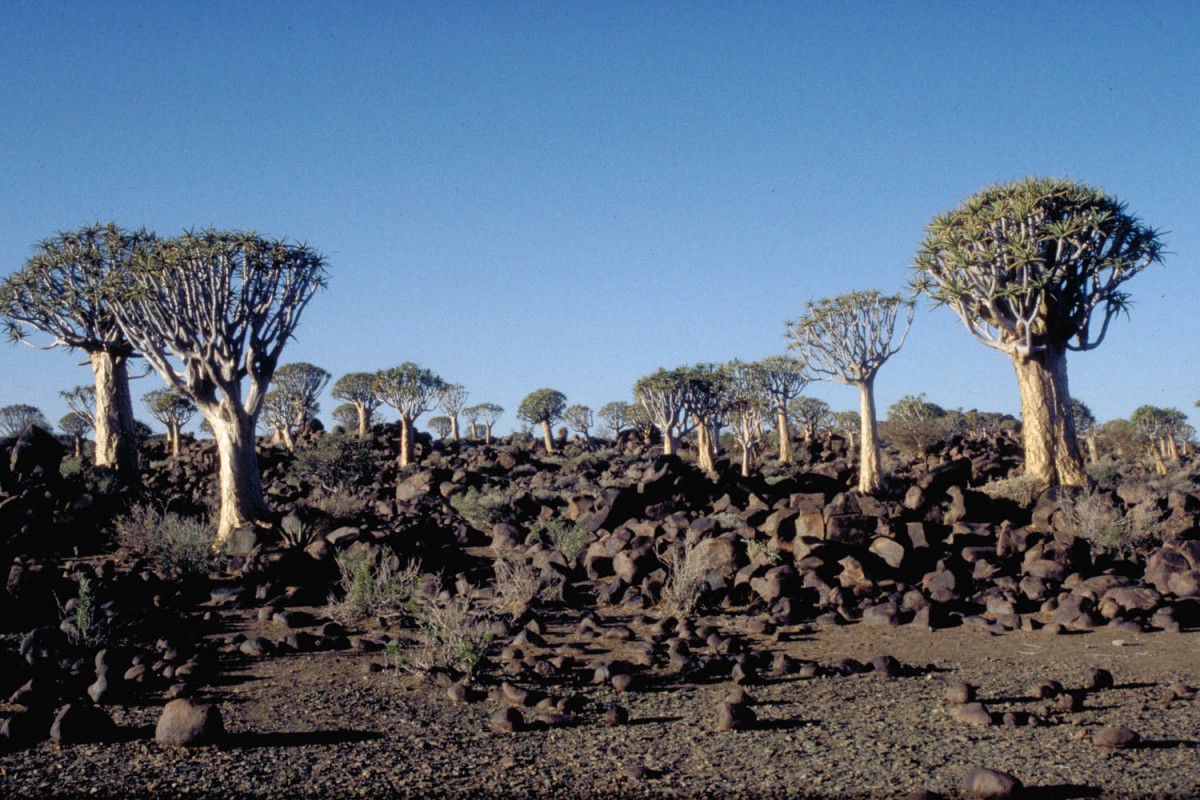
1071,400,1098,464
754,355,809,464
789,396,832,443
563,404,594,441
829,410,861,452
106,229,328,544
634,368,689,457
885,393,950,456
1131,405,1188,474
331,372,381,438
0,223,151,478
428,415,452,439
261,362,330,451
959,409,1018,439
331,403,359,432
60,385,96,428
517,389,567,454
438,384,468,441
786,290,913,493
142,388,197,457
680,364,731,473
371,363,446,468
0,404,50,437
597,401,632,441
474,403,504,444
60,412,92,459
461,404,482,440
726,361,770,477
626,402,654,444
912,177,1164,489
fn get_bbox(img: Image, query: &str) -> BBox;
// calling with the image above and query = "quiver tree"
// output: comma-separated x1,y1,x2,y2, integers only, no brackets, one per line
912,177,1164,489
634,368,689,457
0,404,50,437
754,355,809,464
474,403,504,444
726,360,770,477
261,362,330,451
331,403,359,432
60,412,92,458
142,388,196,457
681,363,731,474
885,393,951,456
372,363,446,467
789,396,832,444
60,385,96,427
830,410,861,452
786,290,913,493
598,401,632,441
106,229,328,545
0,223,152,479
438,384,468,441
462,404,483,440
1131,405,1189,475
1072,400,1098,464
330,372,381,438
428,416,452,439
563,404,594,441
517,389,567,454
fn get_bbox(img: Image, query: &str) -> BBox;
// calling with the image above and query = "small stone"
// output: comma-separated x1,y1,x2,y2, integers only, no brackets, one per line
962,766,1023,798
489,706,524,733
1094,724,1139,748
602,703,629,726
1084,667,1114,691
611,673,634,693
446,684,470,704
871,654,902,678
1054,691,1083,712
953,702,992,727
715,701,756,731
155,698,224,747
500,681,530,706
944,681,975,704
1034,679,1063,699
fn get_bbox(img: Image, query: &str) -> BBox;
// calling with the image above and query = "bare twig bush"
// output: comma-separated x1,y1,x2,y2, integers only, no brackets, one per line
308,488,369,520
658,538,707,618
395,587,497,679
115,504,216,577
1058,489,1132,552
327,548,420,626
979,474,1042,507
489,556,563,616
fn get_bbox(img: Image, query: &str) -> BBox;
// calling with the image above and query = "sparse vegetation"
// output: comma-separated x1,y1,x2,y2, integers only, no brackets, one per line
978,474,1043,508
114,504,216,577
658,538,708,618
397,587,497,679
61,576,105,649
450,484,513,530
327,548,421,625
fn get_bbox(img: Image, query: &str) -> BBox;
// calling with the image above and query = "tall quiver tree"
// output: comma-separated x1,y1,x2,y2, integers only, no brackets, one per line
331,372,381,438
438,384,468,441
372,363,446,467
634,368,689,457
911,177,1164,489
517,389,567,454
755,355,809,464
786,290,913,493
106,229,327,545
474,403,504,444
0,224,150,480
143,388,196,457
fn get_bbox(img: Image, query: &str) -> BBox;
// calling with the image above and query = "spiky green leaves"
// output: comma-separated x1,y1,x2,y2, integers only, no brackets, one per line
911,176,1164,356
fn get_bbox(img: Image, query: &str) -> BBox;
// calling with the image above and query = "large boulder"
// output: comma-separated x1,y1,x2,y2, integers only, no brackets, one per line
154,698,224,747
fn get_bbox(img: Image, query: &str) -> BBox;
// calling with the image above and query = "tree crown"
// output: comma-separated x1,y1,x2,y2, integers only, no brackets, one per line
785,290,913,384
517,388,567,425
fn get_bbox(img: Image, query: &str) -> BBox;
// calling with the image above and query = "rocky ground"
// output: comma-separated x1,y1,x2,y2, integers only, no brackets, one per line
1,424,1199,798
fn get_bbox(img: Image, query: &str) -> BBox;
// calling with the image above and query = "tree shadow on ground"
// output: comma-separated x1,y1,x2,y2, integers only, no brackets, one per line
1023,784,1101,799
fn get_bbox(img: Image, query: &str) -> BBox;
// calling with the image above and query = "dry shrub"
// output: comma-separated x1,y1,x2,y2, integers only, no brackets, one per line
658,538,707,618
1058,489,1133,552
979,474,1042,507
327,548,420,626
394,587,497,679
115,503,216,577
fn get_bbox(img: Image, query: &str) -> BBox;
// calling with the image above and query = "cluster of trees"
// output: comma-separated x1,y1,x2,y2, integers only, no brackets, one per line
0,177,1172,542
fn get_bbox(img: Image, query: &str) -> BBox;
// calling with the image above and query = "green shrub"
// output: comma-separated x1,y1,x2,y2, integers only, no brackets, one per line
328,548,420,625
396,587,497,679
531,516,589,561
115,504,215,577
450,484,512,529
288,434,377,490
1058,489,1132,552
61,576,105,649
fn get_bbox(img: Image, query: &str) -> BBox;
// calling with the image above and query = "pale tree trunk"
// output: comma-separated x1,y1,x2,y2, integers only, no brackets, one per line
89,350,139,481
696,423,716,473
355,402,370,438
1084,434,1098,464
398,418,414,466
539,420,555,454
740,444,751,477
1011,345,1088,488
205,403,269,546
449,415,460,441
857,378,882,494
279,426,295,452
661,425,677,457
169,423,181,457
1165,436,1180,462
776,406,793,464
484,423,494,445
72,435,83,460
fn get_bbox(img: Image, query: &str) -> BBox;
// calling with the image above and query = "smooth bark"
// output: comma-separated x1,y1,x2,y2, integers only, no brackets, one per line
1011,345,1088,488
539,420,555,454
89,350,139,481
857,378,882,494
776,407,793,465
207,406,268,545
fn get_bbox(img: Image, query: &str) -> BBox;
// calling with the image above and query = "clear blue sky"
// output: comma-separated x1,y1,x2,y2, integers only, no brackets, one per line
1,2,1197,435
